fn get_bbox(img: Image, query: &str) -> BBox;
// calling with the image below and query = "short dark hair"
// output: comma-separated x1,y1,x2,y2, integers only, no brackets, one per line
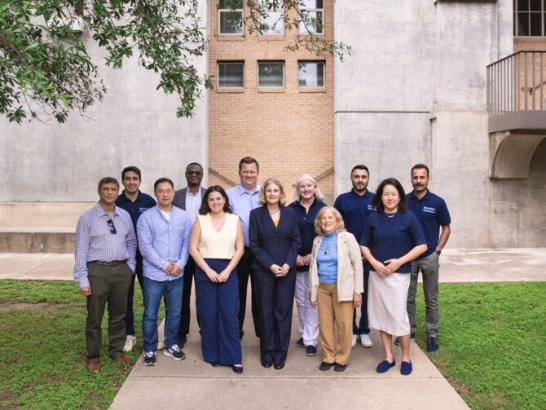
411,163,430,177
371,178,408,213
185,162,203,172
154,177,174,191
351,164,369,175
199,186,231,214
98,177,119,191
238,156,259,173
121,166,141,180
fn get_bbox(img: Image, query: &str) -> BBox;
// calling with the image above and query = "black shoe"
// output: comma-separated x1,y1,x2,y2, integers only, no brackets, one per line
232,365,244,374
296,337,305,348
209,362,219,367
273,361,285,370
334,363,347,372
144,351,156,366
261,359,273,368
163,344,185,361
305,345,317,356
319,361,333,371
427,337,439,352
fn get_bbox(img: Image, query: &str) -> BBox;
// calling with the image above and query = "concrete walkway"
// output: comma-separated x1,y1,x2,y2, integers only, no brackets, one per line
1,249,545,409
1,248,545,282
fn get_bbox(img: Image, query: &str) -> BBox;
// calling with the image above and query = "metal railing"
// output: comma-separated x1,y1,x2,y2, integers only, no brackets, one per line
487,50,546,117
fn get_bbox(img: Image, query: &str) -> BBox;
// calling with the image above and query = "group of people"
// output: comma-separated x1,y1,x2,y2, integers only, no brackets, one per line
74,157,451,377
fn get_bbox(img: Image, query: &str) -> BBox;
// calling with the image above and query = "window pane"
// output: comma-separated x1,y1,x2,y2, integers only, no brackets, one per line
299,62,324,87
529,0,541,12
219,0,243,8
517,0,530,11
301,0,323,8
260,11,284,35
259,62,284,87
530,12,542,35
518,12,530,35
299,11,323,34
220,11,243,34
219,63,243,87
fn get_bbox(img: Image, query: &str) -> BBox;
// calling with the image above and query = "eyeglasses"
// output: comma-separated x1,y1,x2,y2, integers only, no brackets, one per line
107,218,117,234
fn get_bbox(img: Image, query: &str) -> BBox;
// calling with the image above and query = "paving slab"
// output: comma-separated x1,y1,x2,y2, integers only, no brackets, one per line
110,320,468,410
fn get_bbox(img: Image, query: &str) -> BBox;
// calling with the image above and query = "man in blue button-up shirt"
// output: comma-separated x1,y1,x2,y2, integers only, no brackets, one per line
227,156,262,339
137,178,192,366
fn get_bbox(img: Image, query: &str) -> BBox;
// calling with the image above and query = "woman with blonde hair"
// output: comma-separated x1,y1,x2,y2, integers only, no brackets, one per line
309,206,363,372
249,177,301,369
288,174,325,356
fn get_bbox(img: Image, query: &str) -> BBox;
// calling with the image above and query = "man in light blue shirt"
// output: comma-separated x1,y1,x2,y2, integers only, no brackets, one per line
227,156,261,338
137,178,192,366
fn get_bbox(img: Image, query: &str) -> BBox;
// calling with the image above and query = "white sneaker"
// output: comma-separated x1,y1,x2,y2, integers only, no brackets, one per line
360,334,373,348
351,334,358,348
123,335,136,352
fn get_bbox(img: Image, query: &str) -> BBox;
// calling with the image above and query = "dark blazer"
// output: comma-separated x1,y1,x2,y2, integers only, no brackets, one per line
173,187,206,210
249,205,301,272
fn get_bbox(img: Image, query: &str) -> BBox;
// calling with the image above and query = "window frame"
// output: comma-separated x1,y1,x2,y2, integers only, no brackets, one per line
299,0,324,35
217,61,245,89
514,0,546,37
218,1,244,36
258,0,284,36
257,61,285,88
298,60,326,88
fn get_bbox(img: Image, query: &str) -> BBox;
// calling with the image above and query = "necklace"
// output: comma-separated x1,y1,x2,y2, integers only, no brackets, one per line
268,208,280,215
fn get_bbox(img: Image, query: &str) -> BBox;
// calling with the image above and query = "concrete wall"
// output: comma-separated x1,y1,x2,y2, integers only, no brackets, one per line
0,2,209,204
334,0,546,247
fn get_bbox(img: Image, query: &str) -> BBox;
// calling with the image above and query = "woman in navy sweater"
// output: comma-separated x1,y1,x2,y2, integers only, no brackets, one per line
360,178,426,376
249,177,301,369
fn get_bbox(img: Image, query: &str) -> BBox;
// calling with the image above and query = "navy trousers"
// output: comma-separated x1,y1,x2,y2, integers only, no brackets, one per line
195,259,242,365
254,268,296,364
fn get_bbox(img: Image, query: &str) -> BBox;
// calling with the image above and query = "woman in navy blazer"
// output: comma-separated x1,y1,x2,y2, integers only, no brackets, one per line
249,177,301,369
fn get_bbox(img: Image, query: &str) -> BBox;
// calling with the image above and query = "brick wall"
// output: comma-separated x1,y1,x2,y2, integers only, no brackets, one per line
208,2,334,202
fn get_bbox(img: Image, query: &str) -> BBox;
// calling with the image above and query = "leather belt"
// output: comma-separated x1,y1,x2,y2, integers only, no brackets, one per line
89,260,127,266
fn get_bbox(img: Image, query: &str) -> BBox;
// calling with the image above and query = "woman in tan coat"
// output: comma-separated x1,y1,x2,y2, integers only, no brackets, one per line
309,206,363,372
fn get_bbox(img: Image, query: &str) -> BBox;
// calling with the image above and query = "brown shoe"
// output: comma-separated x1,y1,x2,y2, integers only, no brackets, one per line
87,361,100,373
114,354,135,366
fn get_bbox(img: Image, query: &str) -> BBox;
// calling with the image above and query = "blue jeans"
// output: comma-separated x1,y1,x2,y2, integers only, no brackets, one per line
142,276,184,352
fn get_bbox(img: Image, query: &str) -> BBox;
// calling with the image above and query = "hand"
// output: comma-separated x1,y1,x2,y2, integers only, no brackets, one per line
80,287,91,296
310,299,317,308
165,262,176,275
384,258,402,274
296,255,305,267
270,264,283,276
278,263,290,277
353,292,362,308
218,269,230,283
206,269,219,283
302,254,312,265
370,259,390,277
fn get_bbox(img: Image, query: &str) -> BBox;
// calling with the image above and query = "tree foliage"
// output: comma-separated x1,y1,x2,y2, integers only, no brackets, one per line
0,0,349,124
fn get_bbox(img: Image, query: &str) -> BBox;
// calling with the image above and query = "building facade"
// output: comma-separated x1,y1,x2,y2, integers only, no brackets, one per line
0,0,545,250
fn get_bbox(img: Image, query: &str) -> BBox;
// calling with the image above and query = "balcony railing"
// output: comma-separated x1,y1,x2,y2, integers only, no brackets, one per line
487,51,546,133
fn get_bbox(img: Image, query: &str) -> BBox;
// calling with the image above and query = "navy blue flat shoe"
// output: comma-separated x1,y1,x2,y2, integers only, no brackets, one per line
376,360,396,373
400,361,413,375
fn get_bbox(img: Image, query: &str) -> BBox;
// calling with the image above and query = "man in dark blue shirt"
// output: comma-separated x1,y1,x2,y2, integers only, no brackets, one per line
116,166,156,352
333,164,375,348
406,163,451,353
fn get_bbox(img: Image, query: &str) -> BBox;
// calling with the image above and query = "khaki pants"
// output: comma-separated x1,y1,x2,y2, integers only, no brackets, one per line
317,284,353,365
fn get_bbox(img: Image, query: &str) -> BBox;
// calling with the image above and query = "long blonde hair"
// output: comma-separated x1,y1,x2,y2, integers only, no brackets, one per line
293,173,325,202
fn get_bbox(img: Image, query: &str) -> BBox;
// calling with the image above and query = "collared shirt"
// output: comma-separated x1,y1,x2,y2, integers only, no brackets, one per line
407,190,451,258
73,203,137,289
185,188,202,222
334,189,376,239
115,190,157,231
227,184,261,246
137,206,192,281
289,198,326,256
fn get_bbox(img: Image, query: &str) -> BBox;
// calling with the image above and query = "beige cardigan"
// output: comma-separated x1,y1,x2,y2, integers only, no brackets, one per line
309,230,364,303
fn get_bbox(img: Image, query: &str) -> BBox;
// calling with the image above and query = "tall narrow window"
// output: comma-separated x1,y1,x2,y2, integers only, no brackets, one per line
259,0,284,35
258,61,285,87
299,61,325,87
218,62,244,88
218,0,244,35
299,0,324,35
514,0,546,36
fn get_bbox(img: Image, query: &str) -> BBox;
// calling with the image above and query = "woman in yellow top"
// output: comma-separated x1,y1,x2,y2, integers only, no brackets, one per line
189,186,245,373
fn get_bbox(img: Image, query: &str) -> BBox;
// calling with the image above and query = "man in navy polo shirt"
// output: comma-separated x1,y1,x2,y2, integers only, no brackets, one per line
406,163,451,353
116,165,156,352
334,164,375,348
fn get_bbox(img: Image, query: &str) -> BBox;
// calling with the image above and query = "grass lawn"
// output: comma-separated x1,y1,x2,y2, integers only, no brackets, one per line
0,280,544,409
414,282,546,410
